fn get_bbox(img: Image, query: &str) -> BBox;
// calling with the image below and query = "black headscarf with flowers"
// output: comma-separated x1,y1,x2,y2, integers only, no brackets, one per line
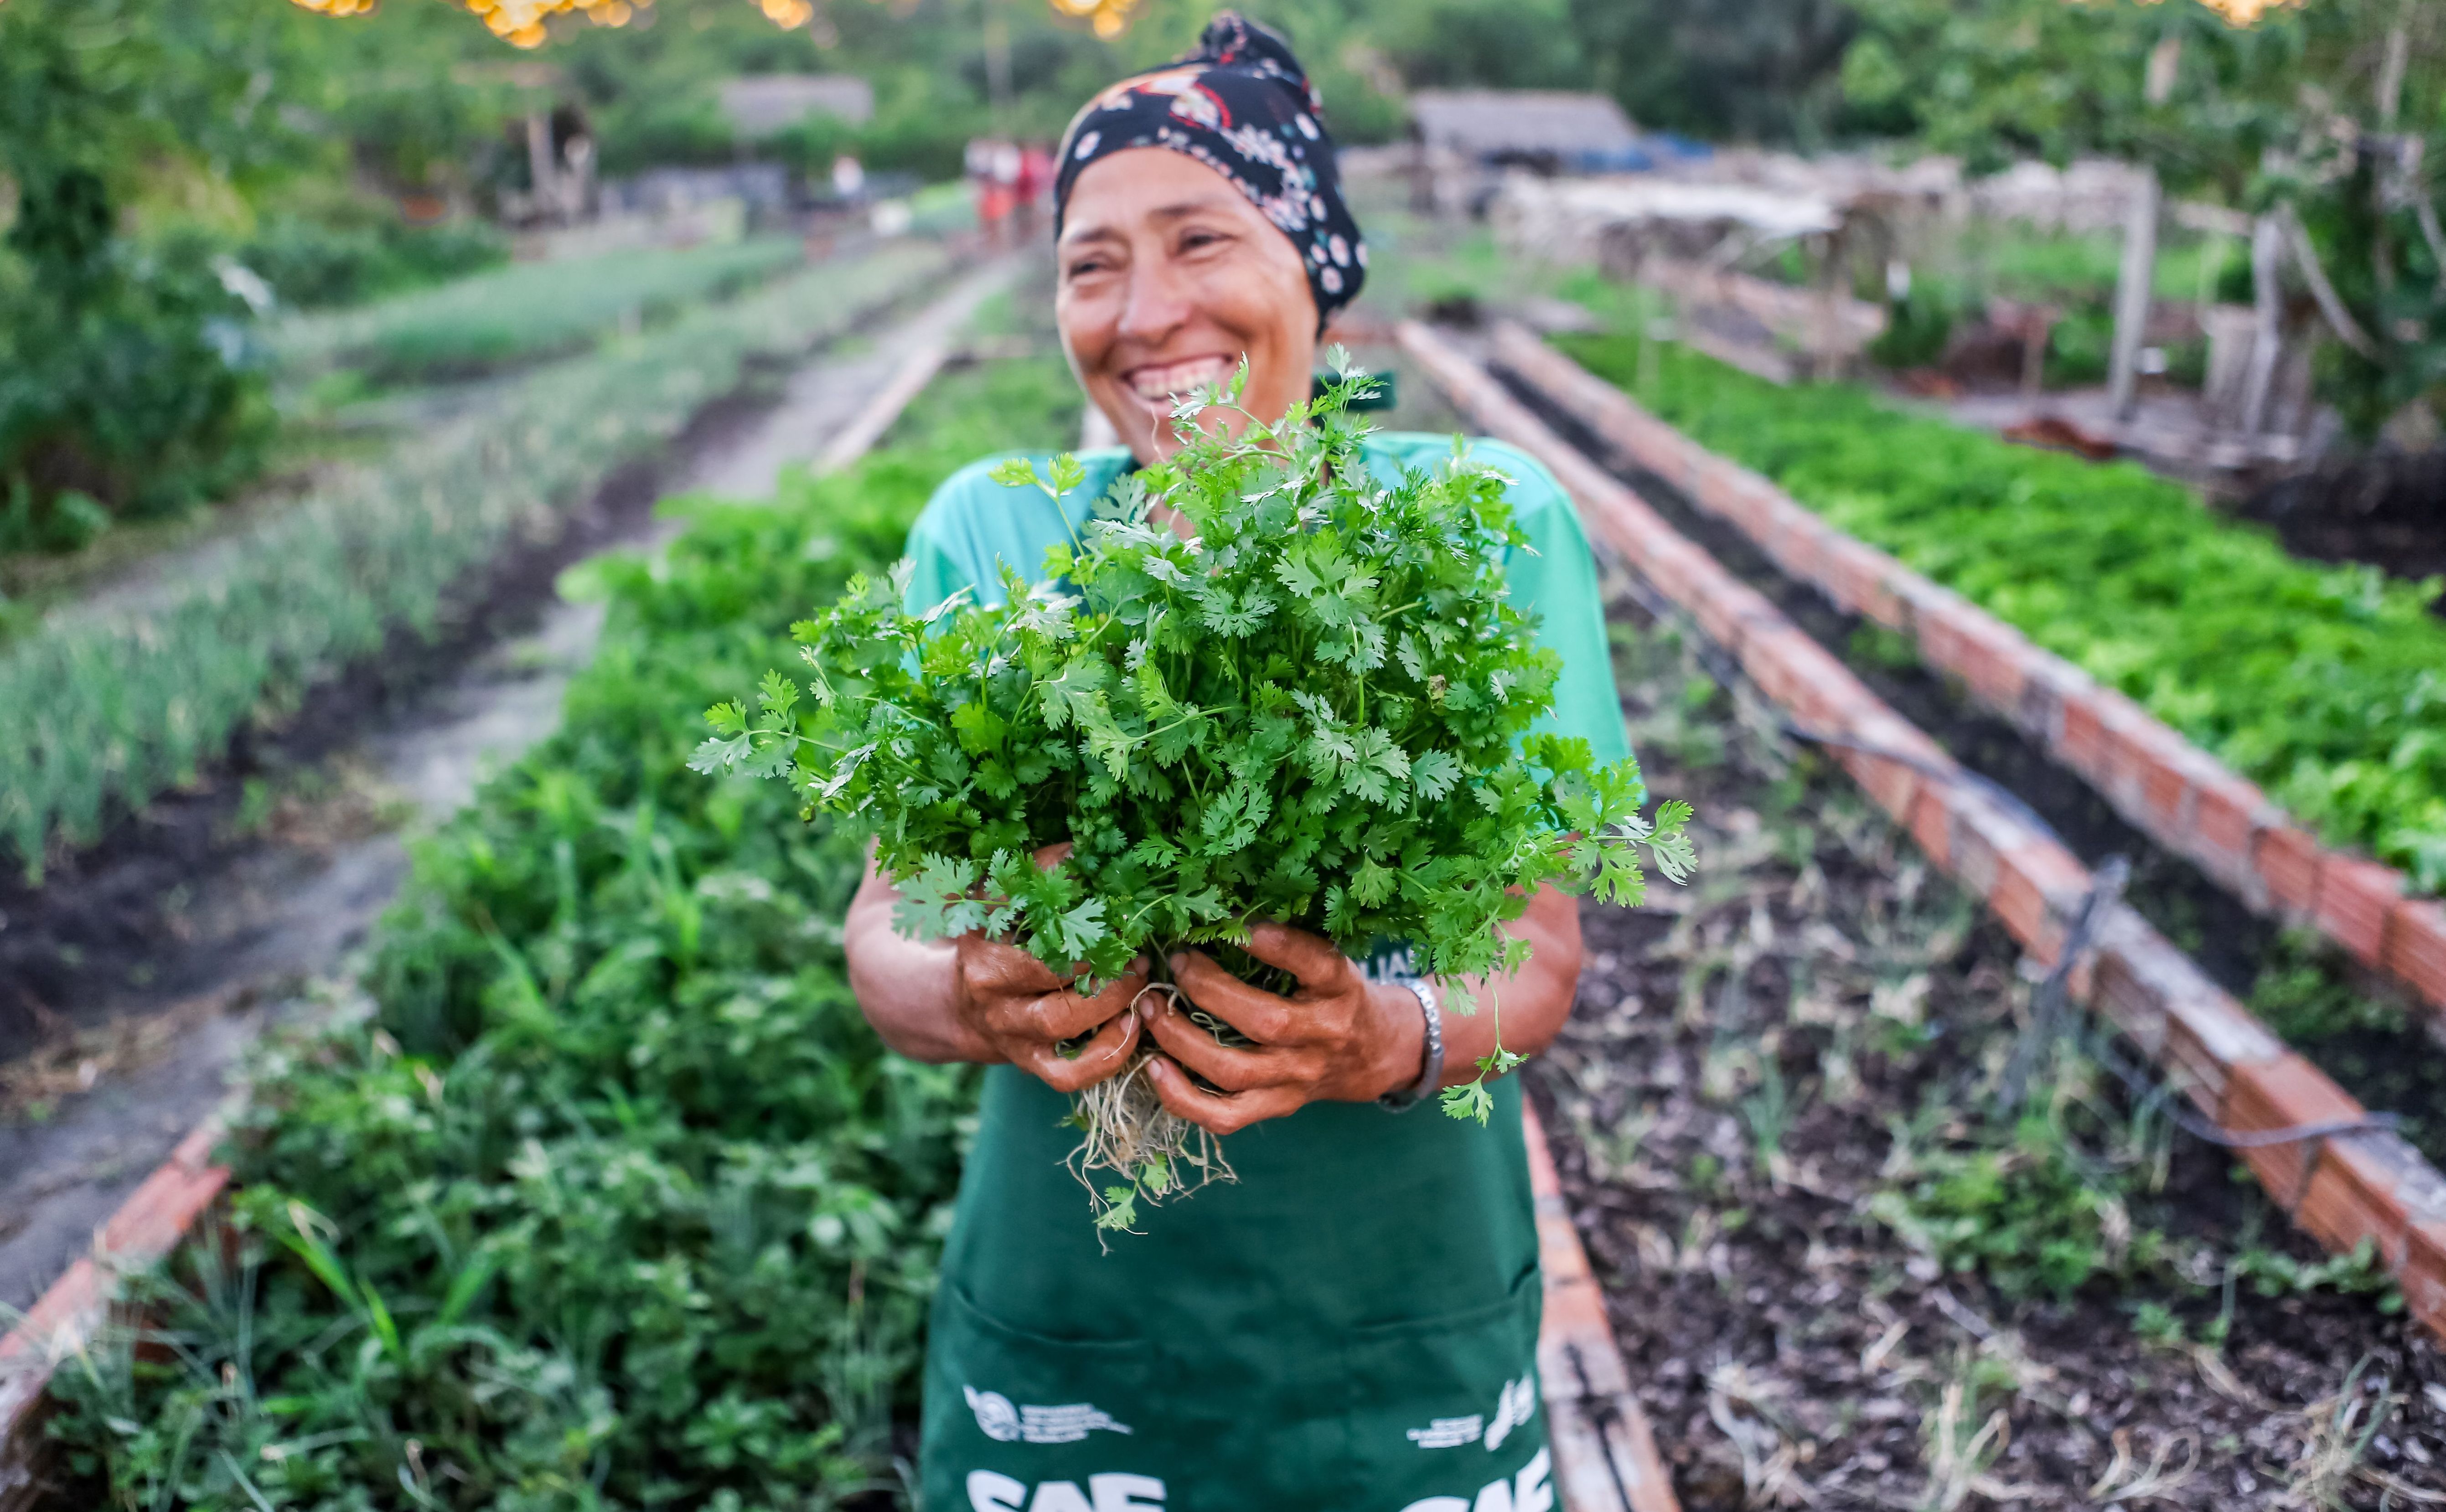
1052,12,1366,332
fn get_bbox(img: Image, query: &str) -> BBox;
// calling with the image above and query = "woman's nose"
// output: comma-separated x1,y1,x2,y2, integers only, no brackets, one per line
1116,258,1194,345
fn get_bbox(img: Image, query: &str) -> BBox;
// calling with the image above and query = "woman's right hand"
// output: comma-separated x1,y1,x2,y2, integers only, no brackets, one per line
951,935,1149,1093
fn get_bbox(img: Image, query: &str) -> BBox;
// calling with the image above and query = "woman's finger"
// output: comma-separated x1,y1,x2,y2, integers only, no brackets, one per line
1012,1008,1140,1094
1142,1055,1305,1135
1167,951,1302,1043
963,939,1070,996
1142,1000,1309,1092
1236,920,1352,989
997,969,1149,1042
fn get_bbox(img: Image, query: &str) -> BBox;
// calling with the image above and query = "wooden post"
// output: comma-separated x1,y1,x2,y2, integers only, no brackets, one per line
2107,168,2162,423
2238,212,2286,439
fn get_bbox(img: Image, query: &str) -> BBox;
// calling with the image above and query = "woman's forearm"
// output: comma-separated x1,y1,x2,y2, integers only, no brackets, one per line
844,862,997,1064
1430,884,1582,1085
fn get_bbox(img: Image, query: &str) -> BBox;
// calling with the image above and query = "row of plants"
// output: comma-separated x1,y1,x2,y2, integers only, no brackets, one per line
1555,332,2446,893
268,235,812,385
35,351,1088,1511
0,242,947,882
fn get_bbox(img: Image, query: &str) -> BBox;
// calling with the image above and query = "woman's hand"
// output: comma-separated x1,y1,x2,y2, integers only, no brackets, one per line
1138,888,1587,1135
845,843,1147,1089
1139,921,1424,1135
950,936,1149,1094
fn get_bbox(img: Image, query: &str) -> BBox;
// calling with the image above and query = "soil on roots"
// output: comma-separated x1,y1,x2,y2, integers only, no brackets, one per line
1531,601,2446,1511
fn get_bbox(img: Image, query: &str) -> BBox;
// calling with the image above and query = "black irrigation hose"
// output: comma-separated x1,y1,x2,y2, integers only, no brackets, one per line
1614,572,2405,1156
1565,1342,1640,1512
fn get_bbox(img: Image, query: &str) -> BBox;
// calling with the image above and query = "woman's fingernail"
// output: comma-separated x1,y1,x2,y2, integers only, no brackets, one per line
1169,953,1186,974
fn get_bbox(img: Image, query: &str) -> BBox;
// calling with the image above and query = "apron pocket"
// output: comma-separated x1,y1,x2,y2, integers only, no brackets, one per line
1335,1268,1551,1511
923,1284,1169,1512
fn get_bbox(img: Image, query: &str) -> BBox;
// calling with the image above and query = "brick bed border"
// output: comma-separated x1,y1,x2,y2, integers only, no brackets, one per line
1402,319,2446,1345
1527,1101,1683,1512
1483,321,2446,1032
0,1119,229,1509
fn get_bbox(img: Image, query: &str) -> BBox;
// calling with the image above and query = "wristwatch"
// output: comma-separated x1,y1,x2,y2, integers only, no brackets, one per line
1376,977,1444,1113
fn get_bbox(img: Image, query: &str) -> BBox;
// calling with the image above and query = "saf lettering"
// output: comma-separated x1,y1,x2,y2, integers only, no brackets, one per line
1400,1445,1554,1512
968,1471,1164,1512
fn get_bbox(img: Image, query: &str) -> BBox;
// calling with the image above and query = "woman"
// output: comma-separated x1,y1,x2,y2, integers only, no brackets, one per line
842,17,1629,1509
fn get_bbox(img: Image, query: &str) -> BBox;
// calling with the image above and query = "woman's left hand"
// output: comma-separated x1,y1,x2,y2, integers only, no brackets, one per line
1140,921,1425,1135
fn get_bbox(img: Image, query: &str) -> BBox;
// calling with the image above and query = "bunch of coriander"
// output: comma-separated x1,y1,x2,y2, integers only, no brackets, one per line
698,361,1691,1223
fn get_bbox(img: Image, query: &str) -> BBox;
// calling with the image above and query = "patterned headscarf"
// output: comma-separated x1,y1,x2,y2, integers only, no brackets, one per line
1053,13,1366,332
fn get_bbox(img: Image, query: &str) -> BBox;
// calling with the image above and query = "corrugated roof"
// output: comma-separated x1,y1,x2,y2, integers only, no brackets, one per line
1408,90,1639,160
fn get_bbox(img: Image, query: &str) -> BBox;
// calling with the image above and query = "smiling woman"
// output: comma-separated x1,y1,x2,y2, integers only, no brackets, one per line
834,15,1629,1509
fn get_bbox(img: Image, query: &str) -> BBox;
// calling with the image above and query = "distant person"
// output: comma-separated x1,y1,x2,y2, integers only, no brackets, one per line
830,154,866,202
967,136,1019,247
1013,140,1054,237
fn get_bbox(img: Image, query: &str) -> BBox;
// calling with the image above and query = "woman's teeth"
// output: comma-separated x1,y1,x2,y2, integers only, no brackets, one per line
1126,357,1234,401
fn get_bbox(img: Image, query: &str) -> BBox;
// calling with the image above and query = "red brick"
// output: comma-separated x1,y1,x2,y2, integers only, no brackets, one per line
2314,856,2405,970
1907,787,1955,868
2139,742,2208,835
1944,791,2011,900
2190,772,2273,900
1685,570,1772,654
2407,1221,2446,1335
2096,702,2176,820
1718,470,1780,544
2222,1054,2365,1209
2013,656,2090,746
2055,689,2115,788
2382,898,2446,1014
1756,496,1826,583
1992,837,2092,965
1741,626,1850,731
1957,620,2035,716
2256,823,2323,917
2157,973,2286,1119
2087,911,2174,1058
1838,746,1924,825
2298,1133,2423,1268
1821,536,1906,630
97,1156,230,1265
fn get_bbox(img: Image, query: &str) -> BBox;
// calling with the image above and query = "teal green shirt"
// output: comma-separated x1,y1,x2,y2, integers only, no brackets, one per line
901,433,1632,769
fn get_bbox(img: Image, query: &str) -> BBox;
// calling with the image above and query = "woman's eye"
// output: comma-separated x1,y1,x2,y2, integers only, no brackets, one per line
1065,256,1111,279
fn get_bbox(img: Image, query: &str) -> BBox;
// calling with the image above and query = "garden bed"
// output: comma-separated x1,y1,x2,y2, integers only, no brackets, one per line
266,235,817,385
1539,603,2446,1509
1541,330,2446,902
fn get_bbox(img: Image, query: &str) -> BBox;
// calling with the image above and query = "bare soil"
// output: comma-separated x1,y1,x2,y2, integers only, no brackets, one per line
1535,601,2446,1511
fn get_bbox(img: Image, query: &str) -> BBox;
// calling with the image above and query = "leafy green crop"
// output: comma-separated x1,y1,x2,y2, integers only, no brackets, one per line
37,410,1024,1510
700,361,1691,1214
0,243,946,881
1560,332,2446,893
267,234,809,383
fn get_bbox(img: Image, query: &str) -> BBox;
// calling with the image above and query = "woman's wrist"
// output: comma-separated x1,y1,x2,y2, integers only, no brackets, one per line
1352,980,1429,1102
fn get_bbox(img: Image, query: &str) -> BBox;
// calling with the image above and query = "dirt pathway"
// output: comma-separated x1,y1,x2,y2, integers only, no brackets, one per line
0,258,1021,1313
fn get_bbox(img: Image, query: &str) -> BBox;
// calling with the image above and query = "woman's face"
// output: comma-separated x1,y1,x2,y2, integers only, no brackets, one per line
1055,146,1320,464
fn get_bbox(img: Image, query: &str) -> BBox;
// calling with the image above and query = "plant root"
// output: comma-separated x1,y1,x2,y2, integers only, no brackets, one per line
1066,982,1236,1233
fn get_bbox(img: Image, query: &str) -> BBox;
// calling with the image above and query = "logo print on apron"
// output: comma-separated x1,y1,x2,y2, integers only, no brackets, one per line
966,1384,1135,1444
1404,1373,1538,1450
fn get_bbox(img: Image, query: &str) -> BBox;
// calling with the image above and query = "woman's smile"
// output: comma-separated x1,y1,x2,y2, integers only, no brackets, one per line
1121,352,1239,404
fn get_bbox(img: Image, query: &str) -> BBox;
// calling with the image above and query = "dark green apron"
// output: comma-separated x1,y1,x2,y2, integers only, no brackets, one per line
919,1064,1551,1512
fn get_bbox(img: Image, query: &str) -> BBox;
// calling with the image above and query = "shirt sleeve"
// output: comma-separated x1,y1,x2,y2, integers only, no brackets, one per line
1479,443,1637,775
